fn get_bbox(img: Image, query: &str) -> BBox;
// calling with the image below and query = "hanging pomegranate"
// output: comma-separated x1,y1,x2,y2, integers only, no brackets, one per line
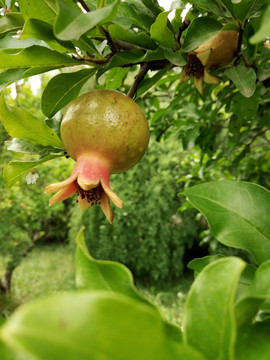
44,90,150,223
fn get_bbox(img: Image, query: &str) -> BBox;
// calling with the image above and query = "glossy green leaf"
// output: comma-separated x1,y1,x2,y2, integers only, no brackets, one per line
0,292,205,360
188,0,223,14
105,67,129,89
3,155,63,189
0,12,24,36
188,255,224,276
0,33,45,50
0,94,63,148
182,17,222,52
136,64,171,98
231,90,260,121
150,11,178,49
250,5,270,43
235,320,270,360
235,260,270,326
54,0,120,41
21,18,74,52
183,181,270,264
108,24,157,50
232,0,256,22
76,227,153,308
41,68,97,118
183,257,245,360
0,46,80,69
164,49,187,66
19,0,58,25
224,66,257,98
117,1,154,31
216,0,235,18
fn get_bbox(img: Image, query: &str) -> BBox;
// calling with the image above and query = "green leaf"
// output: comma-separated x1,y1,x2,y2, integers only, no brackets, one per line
117,1,155,31
150,11,178,49
235,260,270,326
183,257,245,360
21,18,74,52
188,255,225,276
105,67,129,89
183,181,270,264
188,0,223,14
0,94,63,148
76,227,153,308
19,0,58,25
41,68,97,118
3,155,63,189
164,49,187,66
0,33,45,50
231,90,260,121
250,5,270,44
136,64,171,98
0,12,24,36
232,0,257,22
0,46,81,69
235,320,270,360
108,24,157,50
182,17,223,52
0,292,205,360
224,66,257,98
54,0,120,41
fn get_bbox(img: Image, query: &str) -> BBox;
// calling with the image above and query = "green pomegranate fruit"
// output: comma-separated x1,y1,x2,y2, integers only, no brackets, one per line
44,90,150,223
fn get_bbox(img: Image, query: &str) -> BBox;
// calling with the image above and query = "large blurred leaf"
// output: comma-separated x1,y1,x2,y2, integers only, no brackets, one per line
183,257,245,360
235,320,270,360
0,12,24,36
235,260,270,326
0,292,205,360
183,181,270,264
250,5,270,44
75,227,153,307
224,66,256,98
41,68,97,118
0,94,63,148
54,0,120,41
0,46,80,69
182,17,222,52
150,11,178,49
108,24,157,50
3,155,63,189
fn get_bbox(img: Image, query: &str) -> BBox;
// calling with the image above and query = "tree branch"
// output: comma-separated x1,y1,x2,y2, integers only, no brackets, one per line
177,19,191,44
127,62,149,99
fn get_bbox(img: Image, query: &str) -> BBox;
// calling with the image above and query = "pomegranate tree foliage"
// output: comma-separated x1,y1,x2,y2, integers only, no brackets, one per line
0,0,270,359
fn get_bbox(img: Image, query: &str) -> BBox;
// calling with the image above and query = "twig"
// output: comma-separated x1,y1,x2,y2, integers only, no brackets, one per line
77,0,90,12
177,19,191,44
127,62,149,99
72,55,109,64
102,26,119,54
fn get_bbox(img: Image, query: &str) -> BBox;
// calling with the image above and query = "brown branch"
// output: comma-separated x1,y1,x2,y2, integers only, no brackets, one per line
72,54,109,64
177,19,191,44
102,26,119,54
127,62,149,99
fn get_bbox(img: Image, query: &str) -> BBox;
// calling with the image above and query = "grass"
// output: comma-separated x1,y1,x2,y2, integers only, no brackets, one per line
1,244,192,327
